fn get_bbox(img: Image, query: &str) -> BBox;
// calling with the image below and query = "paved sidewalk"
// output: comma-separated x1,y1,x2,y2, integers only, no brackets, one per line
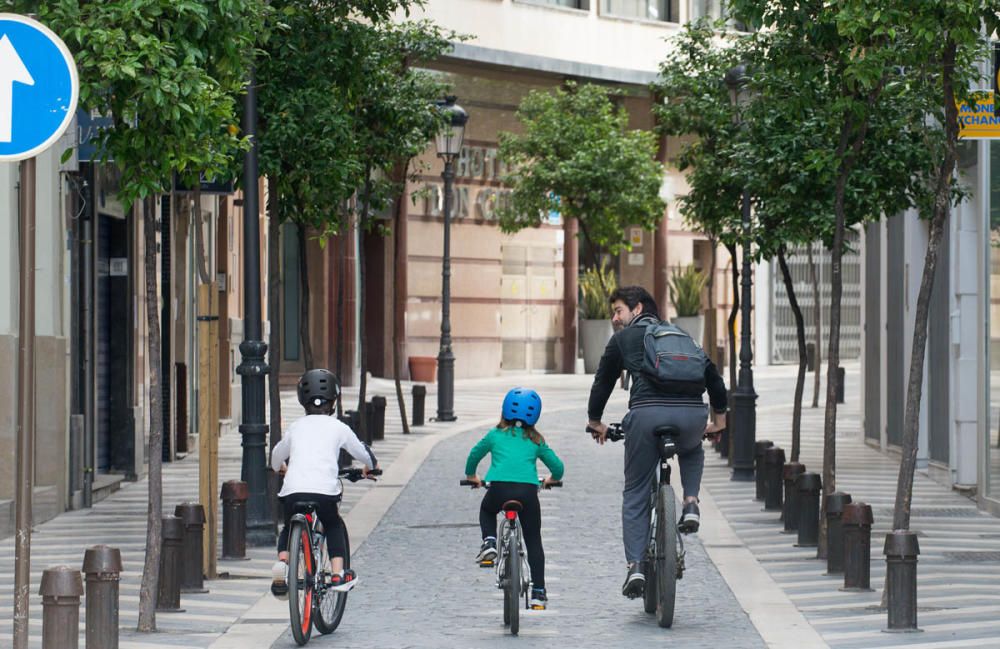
704,363,1000,648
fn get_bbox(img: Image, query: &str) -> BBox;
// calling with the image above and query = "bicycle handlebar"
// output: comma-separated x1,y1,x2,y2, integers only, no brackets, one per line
459,479,563,489
340,467,382,482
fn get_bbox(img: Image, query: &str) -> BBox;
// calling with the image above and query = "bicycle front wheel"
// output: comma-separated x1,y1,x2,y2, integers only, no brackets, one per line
655,485,677,628
313,524,350,634
288,521,314,646
507,526,520,636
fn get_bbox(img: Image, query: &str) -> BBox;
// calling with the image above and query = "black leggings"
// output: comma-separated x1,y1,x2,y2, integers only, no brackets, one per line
480,481,546,589
277,492,346,558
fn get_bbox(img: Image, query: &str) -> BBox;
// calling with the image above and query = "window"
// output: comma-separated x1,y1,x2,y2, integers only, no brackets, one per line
521,0,589,8
690,0,751,31
603,0,678,22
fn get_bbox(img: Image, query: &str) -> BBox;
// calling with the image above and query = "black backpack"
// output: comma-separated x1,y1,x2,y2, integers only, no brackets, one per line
638,321,708,395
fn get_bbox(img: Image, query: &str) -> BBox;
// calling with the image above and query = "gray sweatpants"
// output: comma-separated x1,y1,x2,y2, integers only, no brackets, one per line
622,404,708,564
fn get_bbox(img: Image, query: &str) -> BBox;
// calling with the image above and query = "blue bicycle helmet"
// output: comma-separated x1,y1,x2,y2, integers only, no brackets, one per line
501,388,542,426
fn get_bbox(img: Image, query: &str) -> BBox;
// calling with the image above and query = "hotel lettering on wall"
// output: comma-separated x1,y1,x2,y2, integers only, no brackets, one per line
424,144,514,222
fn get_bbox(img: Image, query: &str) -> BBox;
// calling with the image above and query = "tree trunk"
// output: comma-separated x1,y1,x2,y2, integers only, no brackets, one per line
778,248,807,464
391,162,410,435
808,244,822,408
726,242,739,464
882,38,959,607
267,176,282,449
356,169,373,438
705,236,718,363
137,197,164,632
193,185,210,285
297,223,314,369
726,242,739,394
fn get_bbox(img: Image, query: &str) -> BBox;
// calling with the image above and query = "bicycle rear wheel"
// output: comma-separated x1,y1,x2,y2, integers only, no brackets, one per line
655,485,677,628
288,521,314,646
313,524,350,634
507,526,520,636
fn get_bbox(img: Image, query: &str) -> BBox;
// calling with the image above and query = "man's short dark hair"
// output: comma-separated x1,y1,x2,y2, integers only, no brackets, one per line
609,285,660,320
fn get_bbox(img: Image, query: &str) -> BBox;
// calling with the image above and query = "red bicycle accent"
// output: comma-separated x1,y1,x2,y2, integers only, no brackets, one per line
505,510,517,521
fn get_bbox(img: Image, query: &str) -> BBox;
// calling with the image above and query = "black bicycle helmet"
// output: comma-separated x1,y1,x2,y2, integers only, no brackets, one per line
297,369,340,407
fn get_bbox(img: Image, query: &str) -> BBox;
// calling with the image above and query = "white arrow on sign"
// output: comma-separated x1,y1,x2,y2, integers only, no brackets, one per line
0,33,34,143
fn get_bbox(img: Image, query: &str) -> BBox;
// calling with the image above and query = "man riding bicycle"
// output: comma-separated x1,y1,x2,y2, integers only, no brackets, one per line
586,286,727,598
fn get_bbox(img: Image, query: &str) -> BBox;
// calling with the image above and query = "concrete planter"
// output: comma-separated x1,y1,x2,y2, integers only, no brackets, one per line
673,315,704,344
581,319,614,373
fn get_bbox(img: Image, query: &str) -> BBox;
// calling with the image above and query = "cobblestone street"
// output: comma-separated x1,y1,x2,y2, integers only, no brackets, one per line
274,397,765,648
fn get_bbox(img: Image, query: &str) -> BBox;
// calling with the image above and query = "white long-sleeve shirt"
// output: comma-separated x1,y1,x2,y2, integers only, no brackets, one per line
270,415,377,498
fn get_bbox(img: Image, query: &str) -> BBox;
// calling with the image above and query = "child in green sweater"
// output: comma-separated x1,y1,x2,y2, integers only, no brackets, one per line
465,387,564,610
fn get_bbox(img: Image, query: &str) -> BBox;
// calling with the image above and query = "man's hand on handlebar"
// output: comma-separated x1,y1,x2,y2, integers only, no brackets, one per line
587,420,608,445
362,463,380,479
704,413,726,442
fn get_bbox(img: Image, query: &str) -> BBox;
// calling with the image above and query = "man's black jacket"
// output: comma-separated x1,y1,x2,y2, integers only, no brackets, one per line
587,313,728,421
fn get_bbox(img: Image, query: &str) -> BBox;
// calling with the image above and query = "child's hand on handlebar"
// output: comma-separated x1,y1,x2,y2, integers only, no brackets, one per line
541,476,560,488
466,474,483,488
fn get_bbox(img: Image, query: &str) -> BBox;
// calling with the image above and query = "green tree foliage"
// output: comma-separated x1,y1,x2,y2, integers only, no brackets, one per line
498,82,666,259
36,0,267,632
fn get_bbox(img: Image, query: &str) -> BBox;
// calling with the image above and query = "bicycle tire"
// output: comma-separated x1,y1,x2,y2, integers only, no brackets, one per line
655,485,677,628
313,524,350,634
508,524,520,636
288,521,314,646
642,479,658,614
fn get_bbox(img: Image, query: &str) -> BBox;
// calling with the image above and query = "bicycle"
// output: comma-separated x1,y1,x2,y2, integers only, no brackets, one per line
588,422,702,629
459,478,562,636
286,466,382,646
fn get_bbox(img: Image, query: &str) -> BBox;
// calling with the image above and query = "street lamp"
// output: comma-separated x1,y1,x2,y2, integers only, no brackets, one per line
236,68,274,545
434,96,468,422
725,64,757,482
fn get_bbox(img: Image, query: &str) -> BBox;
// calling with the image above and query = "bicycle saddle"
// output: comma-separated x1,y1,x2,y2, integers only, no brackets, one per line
501,500,523,513
654,425,679,437
293,501,319,514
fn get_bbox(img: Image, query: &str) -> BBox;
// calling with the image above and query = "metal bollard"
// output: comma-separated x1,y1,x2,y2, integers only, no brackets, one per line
763,447,786,512
719,424,730,459
884,530,921,632
836,366,846,404
754,440,774,501
795,472,822,548
158,515,185,612
806,342,816,372
83,545,122,649
368,396,387,442
823,492,852,574
175,502,208,593
412,384,426,427
221,480,248,560
40,565,84,649
781,462,806,532
841,502,874,592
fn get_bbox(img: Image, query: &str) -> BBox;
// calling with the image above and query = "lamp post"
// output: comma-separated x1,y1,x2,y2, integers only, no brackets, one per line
236,68,274,545
725,64,757,482
434,96,468,422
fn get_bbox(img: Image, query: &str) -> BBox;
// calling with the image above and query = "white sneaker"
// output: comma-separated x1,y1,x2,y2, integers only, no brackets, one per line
270,561,288,600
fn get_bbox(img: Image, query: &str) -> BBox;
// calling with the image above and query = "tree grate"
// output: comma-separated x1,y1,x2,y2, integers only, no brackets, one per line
942,551,1000,563
874,507,982,518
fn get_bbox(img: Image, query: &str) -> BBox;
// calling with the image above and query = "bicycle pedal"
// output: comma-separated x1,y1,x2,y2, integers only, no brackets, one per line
479,560,494,568
530,605,546,611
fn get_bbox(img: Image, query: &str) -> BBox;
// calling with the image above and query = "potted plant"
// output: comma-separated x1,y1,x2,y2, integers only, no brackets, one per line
670,264,708,343
579,261,617,372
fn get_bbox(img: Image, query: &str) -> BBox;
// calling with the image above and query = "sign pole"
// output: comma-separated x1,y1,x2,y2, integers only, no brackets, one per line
13,156,36,649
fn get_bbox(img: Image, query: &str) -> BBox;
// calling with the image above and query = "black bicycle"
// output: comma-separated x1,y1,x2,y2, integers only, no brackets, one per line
460,478,562,636
286,467,381,646
589,422,692,628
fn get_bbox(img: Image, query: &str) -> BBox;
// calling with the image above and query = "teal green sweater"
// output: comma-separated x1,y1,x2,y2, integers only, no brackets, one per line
465,427,565,484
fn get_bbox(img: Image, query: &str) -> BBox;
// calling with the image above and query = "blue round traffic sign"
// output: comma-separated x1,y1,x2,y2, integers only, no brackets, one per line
0,14,78,162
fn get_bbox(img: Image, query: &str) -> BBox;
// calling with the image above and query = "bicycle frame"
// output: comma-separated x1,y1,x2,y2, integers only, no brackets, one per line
496,511,530,593
651,438,686,577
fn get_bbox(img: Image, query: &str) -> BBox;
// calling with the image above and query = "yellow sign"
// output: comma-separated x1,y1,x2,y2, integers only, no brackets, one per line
958,91,1000,139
